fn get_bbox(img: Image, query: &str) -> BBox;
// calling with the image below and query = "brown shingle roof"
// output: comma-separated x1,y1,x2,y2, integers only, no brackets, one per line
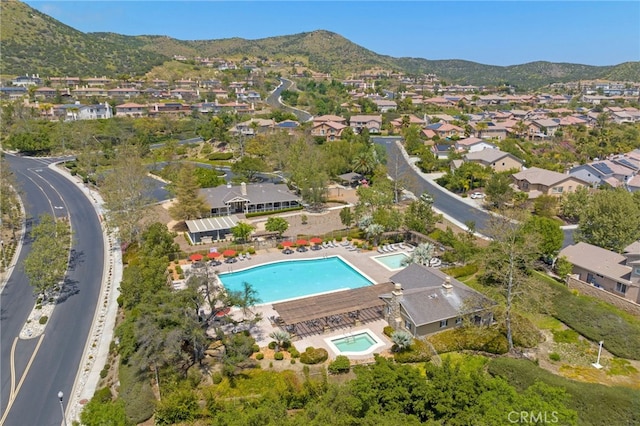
559,242,631,283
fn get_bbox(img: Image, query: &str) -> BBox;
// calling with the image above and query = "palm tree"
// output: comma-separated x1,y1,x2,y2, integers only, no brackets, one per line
351,149,376,176
365,223,385,246
402,243,435,267
475,121,489,138
391,330,413,352
269,330,291,352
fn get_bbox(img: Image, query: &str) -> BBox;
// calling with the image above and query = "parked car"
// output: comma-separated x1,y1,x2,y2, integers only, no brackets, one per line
470,192,485,199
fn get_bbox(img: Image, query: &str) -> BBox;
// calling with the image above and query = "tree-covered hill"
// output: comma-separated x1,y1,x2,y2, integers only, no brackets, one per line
1,0,639,88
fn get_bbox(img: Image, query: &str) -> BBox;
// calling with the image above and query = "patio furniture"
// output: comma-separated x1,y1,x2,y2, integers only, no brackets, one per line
245,252,252,260
377,247,384,253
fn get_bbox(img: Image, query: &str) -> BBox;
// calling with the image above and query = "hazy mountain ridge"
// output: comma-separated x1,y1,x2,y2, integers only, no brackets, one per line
1,0,639,88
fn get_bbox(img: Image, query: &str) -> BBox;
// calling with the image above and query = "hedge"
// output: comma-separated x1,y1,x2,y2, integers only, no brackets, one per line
300,347,328,365
245,206,304,218
441,263,478,278
428,326,509,355
393,339,432,363
328,355,351,374
208,152,234,161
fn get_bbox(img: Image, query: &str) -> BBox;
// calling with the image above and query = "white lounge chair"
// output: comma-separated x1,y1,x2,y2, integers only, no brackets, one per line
377,247,384,253
390,244,397,251
245,252,252,260
398,242,406,250
238,253,245,261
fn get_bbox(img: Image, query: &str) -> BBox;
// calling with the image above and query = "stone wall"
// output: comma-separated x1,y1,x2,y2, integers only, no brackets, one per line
566,275,640,316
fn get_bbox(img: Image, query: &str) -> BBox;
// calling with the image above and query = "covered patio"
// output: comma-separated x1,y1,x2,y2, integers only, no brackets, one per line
185,215,239,244
271,282,395,337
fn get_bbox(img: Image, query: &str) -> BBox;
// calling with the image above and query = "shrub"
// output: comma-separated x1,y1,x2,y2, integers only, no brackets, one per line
100,366,109,379
251,344,260,353
274,352,284,361
442,263,479,278
383,326,395,337
175,265,183,274
300,347,328,365
328,355,351,374
288,347,300,358
549,352,561,362
290,359,296,364
394,339,432,363
39,316,48,324
247,246,256,254
428,326,509,355
208,152,234,161
211,372,223,384
255,353,264,360
552,329,580,344
268,341,277,350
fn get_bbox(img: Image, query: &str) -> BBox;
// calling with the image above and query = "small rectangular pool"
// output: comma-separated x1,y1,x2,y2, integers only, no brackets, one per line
373,252,409,270
325,329,386,356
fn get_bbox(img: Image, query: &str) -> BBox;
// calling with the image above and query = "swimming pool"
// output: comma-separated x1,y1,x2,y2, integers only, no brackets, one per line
325,329,386,356
219,256,374,303
373,252,409,270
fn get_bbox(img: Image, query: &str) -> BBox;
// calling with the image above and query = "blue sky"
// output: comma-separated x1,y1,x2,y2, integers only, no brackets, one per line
25,1,640,66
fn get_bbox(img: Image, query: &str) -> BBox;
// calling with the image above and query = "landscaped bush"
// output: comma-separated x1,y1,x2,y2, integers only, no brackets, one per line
245,206,303,218
255,353,264,360
100,366,109,379
268,341,277,350
549,280,640,360
549,352,561,362
247,247,256,254
208,152,234,161
39,316,48,324
441,263,478,278
383,326,394,337
428,326,509,355
119,364,155,424
288,347,300,358
488,357,640,426
300,347,328,365
552,329,580,344
251,344,260,353
328,355,351,374
274,352,284,361
393,339,432,363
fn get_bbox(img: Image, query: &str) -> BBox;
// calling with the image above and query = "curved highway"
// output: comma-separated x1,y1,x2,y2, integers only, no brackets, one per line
1,155,104,425
373,137,575,248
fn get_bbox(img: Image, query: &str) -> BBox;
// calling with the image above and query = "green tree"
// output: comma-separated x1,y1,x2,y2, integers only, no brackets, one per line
339,207,354,229
168,163,209,221
79,397,127,426
482,210,538,351
23,214,70,297
576,189,640,252
231,156,268,182
100,145,154,245
403,243,434,267
402,124,423,154
231,222,255,243
522,216,564,261
265,216,289,238
533,194,558,218
485,172,514,209
404,198,439,234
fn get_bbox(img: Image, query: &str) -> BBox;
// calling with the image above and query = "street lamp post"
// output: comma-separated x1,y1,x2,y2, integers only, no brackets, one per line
57,391,68,426
592,341,604,369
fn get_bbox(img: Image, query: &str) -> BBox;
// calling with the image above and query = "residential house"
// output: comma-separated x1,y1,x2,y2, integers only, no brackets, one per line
77,103,113,120
116,103,147,118
33,87,58,99
170,88,199,101
313,115,347,126
72,87,108,98
379,264,495,337
431,144,454,160
389,114,426,132
476,122,508,140
463,149,524,172
569,159,637,189
0,87,28,100
148,102,191,116
559,241,640,304
372,99,397,113
512,167,590,198
528,118,561,138
229,119,276,137
12,74,42,87
455,137,497,153
84,77,112,87
426,122,465,139
311,121,347,141
200,182,301,216
107,87,141,99
349,115,383,134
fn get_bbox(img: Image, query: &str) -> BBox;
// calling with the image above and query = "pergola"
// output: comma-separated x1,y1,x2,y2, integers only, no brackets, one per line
272,282,395,337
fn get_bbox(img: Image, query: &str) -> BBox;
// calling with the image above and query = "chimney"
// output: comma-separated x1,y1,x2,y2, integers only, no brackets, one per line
390,283,403,330
442,276,453,292
240,182,247,196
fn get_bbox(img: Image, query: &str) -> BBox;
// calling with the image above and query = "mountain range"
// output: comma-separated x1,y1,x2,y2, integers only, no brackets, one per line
1,0,639,89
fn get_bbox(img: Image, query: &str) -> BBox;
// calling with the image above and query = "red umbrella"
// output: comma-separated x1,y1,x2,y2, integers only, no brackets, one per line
222,249,237,257
189,253,203,262
207,251,221,259
282,241,294,247
296,239,308,246
310,237,323,244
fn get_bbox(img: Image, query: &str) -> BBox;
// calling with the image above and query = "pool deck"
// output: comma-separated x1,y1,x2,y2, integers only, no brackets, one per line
219,245,406,353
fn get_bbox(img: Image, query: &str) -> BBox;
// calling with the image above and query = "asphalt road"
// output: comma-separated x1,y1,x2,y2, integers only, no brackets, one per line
265,78,313,122
373,136,575,248
1,154,104,425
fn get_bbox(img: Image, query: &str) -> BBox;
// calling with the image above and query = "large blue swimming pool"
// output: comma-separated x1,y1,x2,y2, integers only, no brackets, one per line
219,257,374,303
